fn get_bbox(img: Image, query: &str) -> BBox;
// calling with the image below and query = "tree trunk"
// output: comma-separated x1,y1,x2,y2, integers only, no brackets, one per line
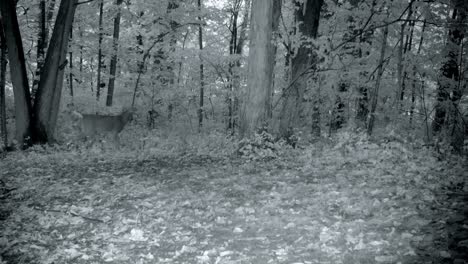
0,20,8,149
0,0,33,147
239,0,277,138
350,0,376,129
68,27,74,98
227,0,250,134
396,1,413,108
432,0,467,152
198,0,205,130
79,26,83,74
226,0,240,132
32,0,56,100
32,0,47,99
367,25,388,135
106,0,123,107
96,0,104,101
311,75,321,138
33,0,78,143
279,0,323,137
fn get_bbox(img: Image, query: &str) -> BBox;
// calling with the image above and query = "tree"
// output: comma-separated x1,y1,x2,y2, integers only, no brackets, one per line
0,19,8,150
239,0,280,138
0,0,33,147
32,0,56,99
106,0,124,107
432,0,467,152
96,0,105,101
226,0,250,134
367,24,388,135
32,0,78,143
198,0,205,130
279,0,324,138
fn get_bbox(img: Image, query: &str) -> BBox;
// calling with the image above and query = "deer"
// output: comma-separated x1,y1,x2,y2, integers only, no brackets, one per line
77,108,134,146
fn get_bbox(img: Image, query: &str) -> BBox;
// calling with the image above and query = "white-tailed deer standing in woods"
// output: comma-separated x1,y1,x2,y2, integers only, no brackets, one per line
77,109,134,145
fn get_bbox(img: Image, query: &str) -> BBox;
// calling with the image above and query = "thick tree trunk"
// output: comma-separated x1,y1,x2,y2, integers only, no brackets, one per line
32,0,47,99
33,0,78,143
106,0,123,107
279,0,323,137
0,20,8,149
0,0,33,147
239,0,277,138
32,0,55,99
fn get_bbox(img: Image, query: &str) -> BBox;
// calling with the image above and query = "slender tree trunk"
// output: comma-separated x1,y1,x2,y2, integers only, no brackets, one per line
68,26,74,98
198,0,205,130
367,25,388,135
0,0,33,147
79,26,83,74
96,0,104,101
279,0,323,137
311,75,322,138
0,20,8,149
228,0,250,134
106,0,123,106
239,0,278,138
33,0,78,143
396,2,413,107
354,0,376,128
227,0,240,132
409,20,426,127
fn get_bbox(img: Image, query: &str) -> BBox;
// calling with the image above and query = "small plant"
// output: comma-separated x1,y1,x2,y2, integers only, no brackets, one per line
237,126,283,161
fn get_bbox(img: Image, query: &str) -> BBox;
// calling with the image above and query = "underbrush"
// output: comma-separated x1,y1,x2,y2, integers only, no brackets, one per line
4,124,465,171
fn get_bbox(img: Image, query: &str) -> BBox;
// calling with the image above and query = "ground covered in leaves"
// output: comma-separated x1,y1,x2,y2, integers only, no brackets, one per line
0,135,467,264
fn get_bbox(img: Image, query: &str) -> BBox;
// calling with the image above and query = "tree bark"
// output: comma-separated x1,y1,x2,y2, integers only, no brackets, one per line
367,25,388,135
32,0,47,99
33,0,78,143
197,0,205,130
0,20,8,149
226,0,240,132
279,0,323,137
68,28,74,98
227,0,250,134
396,1,413,109
239,0,278,138
432,0,467,152
0,0,33,147
96,0,104,101
106,0,123,107
349,0,376,129
105,0,122,106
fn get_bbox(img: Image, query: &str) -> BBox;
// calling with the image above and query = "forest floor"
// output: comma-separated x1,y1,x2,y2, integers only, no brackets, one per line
0,135,467,264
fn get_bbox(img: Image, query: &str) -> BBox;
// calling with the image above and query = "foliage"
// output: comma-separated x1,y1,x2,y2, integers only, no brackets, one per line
237,128,287,161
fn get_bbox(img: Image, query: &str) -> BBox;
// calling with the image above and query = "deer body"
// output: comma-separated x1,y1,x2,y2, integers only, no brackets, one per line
79,110,133,143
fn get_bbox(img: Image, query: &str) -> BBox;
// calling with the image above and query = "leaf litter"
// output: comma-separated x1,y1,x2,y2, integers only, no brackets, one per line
0,140,467,264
